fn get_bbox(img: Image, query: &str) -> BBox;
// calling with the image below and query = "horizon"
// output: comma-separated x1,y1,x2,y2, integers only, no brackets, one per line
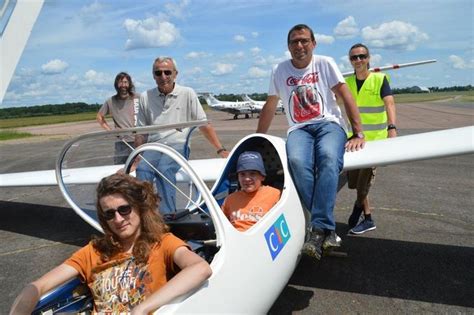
2,0,473,108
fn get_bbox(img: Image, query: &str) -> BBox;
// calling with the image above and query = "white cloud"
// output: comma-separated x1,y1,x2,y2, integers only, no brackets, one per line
449,55,474,69
124,17,180,50
234,35,246,43
84,70,109,85
211,63,235,75
370,53,382,65
251,32,259,38
186,67,203,75
79,0,104,25
362,20,429,50
185,51,210,59
80,0,102,15
164,0,190,19
250,47,261,55
315,33,335,44
334,16,359,38
224,51,245,59
338,56,352,73
253,54,287,67
41,59,69,74
248,67,268,78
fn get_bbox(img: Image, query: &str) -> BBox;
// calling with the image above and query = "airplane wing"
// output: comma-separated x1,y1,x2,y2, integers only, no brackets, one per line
1,126,472,187
0,0,44,103
341,59,437,77
211,106,253,115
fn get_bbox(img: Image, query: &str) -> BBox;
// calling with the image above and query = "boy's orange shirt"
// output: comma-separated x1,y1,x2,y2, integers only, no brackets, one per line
222,185,281,231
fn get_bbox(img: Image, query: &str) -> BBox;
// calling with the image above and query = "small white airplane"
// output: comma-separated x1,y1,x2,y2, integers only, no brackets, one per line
199,93,257,119
241,93,285,113
2,1,473,314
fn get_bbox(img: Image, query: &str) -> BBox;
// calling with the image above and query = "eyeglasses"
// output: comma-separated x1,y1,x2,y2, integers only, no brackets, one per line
289,38,313,47
350,54,368,61
103,204,132,220
154,70,173,76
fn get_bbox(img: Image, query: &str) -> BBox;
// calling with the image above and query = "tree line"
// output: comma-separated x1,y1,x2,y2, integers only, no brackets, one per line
392,85,473,94
1,85,471,119
0,102,101,119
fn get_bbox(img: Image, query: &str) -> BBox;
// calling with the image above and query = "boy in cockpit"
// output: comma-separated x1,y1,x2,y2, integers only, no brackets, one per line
221,151,281,231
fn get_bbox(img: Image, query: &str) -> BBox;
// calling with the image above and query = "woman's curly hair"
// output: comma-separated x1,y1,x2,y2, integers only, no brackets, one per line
92,173,168,264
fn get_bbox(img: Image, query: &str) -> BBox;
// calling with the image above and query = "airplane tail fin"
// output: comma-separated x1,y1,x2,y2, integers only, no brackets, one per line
200,93,221,106
241,94,253,102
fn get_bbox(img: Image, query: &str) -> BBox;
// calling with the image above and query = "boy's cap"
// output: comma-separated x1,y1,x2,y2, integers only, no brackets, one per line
236,151,266,176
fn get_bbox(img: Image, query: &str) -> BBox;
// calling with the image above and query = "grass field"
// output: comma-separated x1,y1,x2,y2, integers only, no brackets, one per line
0,129,33,141
0,112,97,129
393,90,474,103
0,91,472,141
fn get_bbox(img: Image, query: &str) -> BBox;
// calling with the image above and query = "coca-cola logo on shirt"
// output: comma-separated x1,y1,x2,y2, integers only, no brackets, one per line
286,72,319,86
290,84,322,123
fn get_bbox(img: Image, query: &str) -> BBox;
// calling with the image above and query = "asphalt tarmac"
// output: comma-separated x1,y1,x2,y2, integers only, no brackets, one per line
1,100,473,313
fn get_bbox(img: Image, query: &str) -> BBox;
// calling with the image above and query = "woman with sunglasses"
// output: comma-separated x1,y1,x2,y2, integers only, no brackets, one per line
10,173,212,314
345,43,397,235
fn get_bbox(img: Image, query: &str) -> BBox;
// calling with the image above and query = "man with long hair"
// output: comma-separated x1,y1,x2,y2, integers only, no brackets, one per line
97,72,139,164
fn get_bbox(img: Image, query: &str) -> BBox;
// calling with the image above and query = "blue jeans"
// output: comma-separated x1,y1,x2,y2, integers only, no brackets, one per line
286,121,346,231
136,145,188,214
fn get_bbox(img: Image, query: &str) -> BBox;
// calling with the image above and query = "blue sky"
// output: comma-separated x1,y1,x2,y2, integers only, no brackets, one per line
2,0,473,108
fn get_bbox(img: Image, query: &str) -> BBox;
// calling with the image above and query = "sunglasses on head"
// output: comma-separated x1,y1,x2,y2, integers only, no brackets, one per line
350,54,368,61
154,70,173,76
103,204,132,221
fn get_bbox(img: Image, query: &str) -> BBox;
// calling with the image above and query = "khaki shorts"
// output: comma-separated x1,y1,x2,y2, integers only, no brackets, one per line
347,167,376,196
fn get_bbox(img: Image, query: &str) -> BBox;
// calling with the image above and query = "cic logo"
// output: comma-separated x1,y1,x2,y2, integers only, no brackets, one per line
264,214,291,261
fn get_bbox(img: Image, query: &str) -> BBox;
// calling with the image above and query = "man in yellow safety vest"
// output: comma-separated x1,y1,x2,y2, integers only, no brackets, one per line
345,43,397,234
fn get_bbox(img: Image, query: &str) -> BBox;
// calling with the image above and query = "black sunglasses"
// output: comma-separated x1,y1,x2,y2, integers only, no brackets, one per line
103,204,132,221
350,54,368,61
154,70,173,76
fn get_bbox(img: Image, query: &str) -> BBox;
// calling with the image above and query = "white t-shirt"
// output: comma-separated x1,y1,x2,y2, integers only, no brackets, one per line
269,55,347,133
137,84,207,144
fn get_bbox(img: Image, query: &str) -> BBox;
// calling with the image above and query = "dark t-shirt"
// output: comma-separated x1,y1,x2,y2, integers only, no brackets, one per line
356,76,392,99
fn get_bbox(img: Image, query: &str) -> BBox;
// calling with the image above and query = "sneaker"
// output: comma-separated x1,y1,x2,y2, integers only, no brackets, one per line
323,230,342,249
350,219,376,234
348,203,364,229
302,228,325,260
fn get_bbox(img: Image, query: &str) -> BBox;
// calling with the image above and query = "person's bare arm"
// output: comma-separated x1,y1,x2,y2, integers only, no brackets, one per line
199,123,229,158
96,112,112,131
384,95,397,138
10,264,79,315
256,95,279,133
131,246,212,315
332,82,365,152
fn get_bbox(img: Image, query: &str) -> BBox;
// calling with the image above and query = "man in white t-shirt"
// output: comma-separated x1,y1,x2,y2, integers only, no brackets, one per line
257,24,365,260
135,57,228,214
97,72,139,164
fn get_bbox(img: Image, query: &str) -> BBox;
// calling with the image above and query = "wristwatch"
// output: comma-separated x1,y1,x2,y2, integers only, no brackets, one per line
352,132,365,139
216,147,227,154
387,124,397,130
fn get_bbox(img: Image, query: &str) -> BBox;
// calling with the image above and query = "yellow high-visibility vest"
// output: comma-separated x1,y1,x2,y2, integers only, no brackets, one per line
346,72,388,141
